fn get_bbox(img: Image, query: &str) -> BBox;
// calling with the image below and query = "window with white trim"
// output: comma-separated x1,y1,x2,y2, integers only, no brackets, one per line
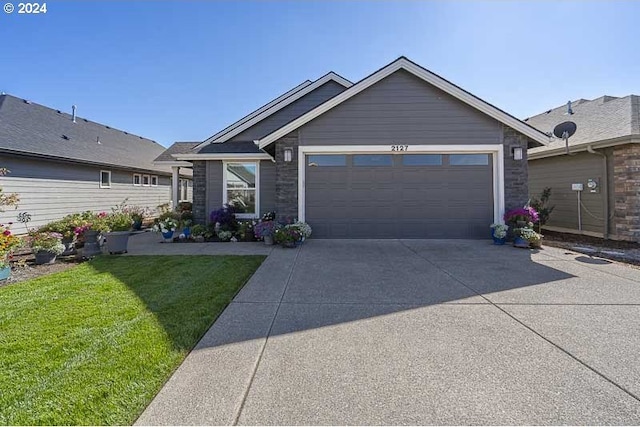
224,162,258,217
133,173,141,186
151,175,158,187
142,175,150,186
100,170,111,188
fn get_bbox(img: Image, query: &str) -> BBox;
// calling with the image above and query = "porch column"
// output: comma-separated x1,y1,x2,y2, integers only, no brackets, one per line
171,166,180,210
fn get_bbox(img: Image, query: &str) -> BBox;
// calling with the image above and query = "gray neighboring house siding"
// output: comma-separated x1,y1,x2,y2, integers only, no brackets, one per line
0,94,192,231
0,155,173,230
527,95,640,241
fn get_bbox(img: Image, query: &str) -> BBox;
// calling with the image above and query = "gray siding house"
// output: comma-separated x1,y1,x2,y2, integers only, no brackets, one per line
527,95,640,241
157,57,549,239
0,94,192,231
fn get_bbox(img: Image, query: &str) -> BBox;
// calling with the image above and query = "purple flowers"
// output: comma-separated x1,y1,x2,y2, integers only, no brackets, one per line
504,206,539,224
209,205,238,230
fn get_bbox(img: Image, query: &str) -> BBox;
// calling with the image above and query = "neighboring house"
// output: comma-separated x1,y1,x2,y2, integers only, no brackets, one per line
156,57,549,239
0,94,192,231
526,95,640,241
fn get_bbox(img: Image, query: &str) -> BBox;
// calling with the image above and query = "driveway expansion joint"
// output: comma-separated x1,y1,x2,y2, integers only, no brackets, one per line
231,245,302,425
398,240,640,405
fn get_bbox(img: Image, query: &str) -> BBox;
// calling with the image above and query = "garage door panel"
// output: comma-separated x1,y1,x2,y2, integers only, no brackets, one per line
306,153,494,239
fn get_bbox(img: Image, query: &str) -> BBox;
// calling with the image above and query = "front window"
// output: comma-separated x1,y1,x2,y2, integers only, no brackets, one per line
224,162,258,217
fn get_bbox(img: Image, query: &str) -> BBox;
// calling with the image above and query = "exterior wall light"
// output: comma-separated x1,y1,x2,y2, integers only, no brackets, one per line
512,146,523,161
284,148,293,162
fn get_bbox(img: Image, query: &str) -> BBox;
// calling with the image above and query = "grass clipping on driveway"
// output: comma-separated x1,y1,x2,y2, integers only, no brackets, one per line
0,255,264,425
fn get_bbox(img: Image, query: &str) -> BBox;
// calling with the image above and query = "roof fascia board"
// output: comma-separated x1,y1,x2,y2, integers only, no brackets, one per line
528,136,639,160
257,58,550,149
0,148,173,175
153,160,193,167
172,153,273,161
194,72,353,150
202,80,313,144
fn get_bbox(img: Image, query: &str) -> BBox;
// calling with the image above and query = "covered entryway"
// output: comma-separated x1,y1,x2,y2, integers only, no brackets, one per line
304,152,495,239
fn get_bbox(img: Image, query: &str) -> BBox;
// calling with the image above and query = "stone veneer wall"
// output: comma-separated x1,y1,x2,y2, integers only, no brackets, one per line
274,132,299,220
502,125,530,212
192,160,207,224
613,144,640,241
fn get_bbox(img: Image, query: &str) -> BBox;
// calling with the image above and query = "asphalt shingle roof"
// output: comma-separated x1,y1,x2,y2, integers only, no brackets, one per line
527,95,640,155
0,94,174,174
154,141,200,161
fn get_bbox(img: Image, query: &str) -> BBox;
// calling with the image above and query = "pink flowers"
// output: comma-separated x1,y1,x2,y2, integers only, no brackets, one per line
504,206,540,224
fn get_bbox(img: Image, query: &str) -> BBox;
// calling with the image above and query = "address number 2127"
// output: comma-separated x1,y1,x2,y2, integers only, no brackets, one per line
391,145,409,151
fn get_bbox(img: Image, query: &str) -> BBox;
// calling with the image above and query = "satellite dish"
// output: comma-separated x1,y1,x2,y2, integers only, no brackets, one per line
553,121,577,155
553,121,577,139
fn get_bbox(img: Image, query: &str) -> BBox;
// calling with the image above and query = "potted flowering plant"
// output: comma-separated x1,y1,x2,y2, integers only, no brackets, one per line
104,212,133,254
504,206,539,228
254,220,277,245
29,230,65,264
490,223,508,245
154,217,178,241
274,226,302,248
0,223,22,279
287,221,312,242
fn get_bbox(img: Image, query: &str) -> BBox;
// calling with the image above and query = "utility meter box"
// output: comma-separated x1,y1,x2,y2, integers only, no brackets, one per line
587,178,600,193
572,183,584,191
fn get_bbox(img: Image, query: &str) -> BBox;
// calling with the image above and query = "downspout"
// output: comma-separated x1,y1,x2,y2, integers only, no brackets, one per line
586,145,609,239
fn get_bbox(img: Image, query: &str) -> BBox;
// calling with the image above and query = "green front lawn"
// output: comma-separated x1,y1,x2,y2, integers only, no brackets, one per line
0,255,264,425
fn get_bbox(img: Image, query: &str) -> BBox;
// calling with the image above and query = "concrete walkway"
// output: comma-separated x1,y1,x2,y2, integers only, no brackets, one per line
125,231,273,256
135,239,640,425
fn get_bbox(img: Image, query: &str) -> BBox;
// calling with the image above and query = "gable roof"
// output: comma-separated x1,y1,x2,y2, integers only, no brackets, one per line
154,141,200,162
194,72,352,150
526,95,640,159
257,57,550,149
0,94,175,174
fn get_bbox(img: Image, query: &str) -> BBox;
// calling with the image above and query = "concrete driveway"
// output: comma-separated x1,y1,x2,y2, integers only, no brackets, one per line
136,240,640,425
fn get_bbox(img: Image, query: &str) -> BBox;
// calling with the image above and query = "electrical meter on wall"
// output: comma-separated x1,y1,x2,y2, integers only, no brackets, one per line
587,178,599,193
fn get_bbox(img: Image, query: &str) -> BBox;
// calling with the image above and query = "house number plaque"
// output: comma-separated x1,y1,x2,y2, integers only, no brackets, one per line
391,145,409,151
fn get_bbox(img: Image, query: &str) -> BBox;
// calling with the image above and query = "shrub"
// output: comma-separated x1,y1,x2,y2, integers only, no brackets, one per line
529,187,555,228
217,230,233,242
190,224,207,237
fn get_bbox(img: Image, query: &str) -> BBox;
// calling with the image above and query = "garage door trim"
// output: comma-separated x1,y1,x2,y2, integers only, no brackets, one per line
298,144,505,225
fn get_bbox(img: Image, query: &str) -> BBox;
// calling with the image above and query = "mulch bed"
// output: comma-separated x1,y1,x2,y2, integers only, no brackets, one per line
1,253,84,288
542,230,640,267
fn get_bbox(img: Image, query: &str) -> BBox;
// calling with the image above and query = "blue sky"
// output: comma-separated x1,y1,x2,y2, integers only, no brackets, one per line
1,1,638,147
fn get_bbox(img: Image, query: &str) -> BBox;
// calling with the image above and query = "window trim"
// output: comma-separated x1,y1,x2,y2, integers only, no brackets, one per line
100,170,111,189
133,173,141,186
222,161,260,219
151,175,158,187
142,174,150,186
